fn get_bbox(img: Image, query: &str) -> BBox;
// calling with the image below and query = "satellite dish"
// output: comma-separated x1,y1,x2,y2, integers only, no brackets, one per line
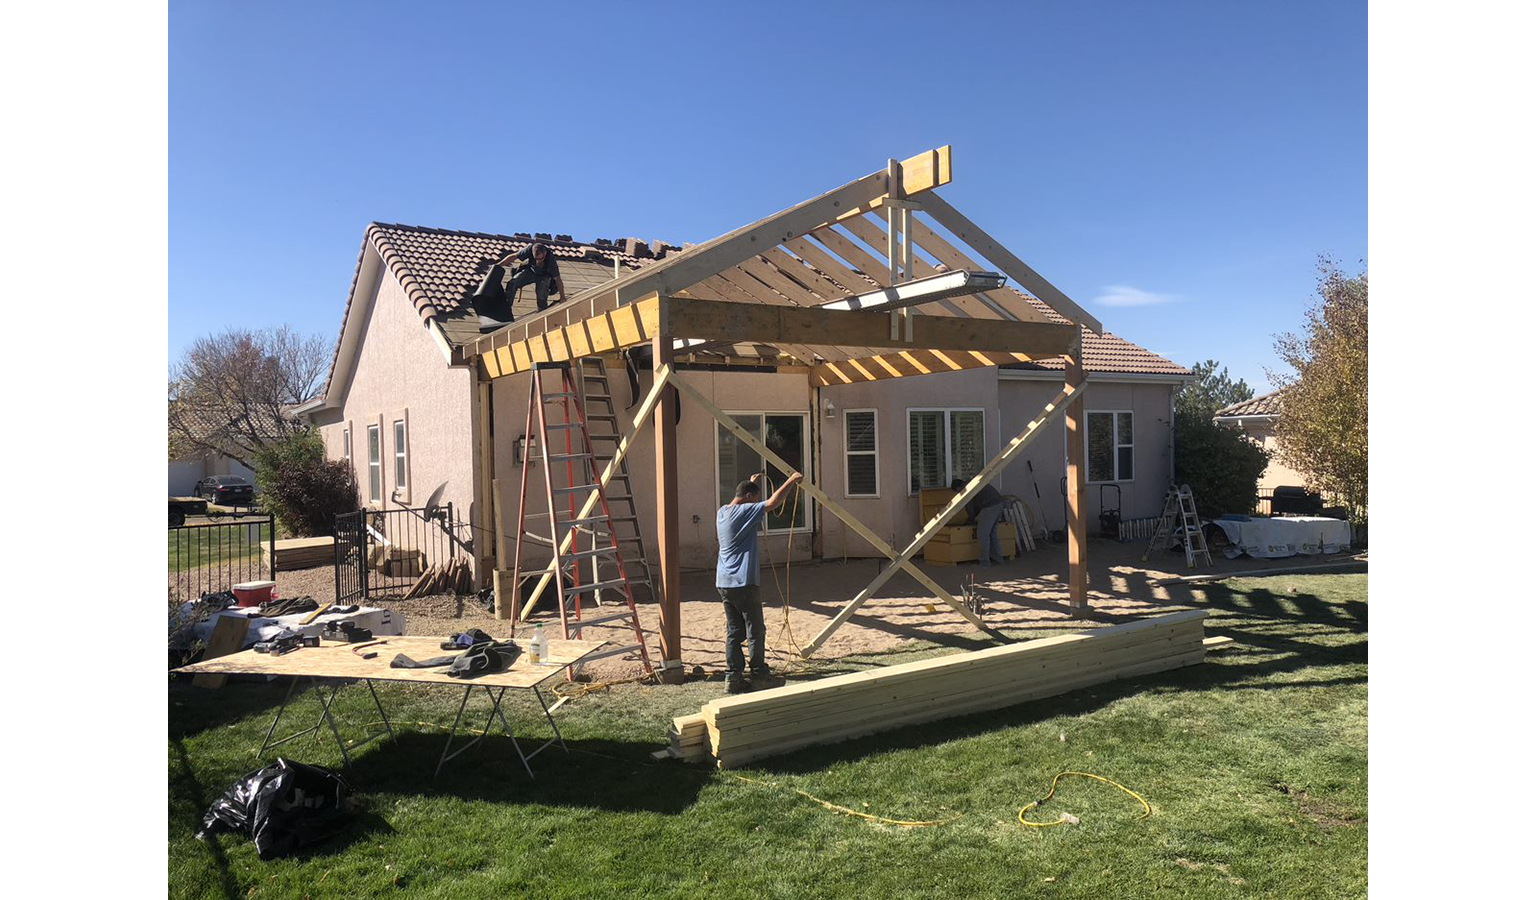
422,482,448,522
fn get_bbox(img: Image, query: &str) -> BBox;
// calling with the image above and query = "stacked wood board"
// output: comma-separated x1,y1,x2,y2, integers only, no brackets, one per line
918,487,1018,562
667,714,710,762
262,536,336,572
696,609,1209,769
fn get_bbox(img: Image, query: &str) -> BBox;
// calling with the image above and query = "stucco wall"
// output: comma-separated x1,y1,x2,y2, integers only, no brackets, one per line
488,365,817,582
1240,424,1311,491
315,263,475,536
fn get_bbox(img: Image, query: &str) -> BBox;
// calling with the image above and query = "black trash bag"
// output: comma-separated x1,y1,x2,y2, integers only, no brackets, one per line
197,759,353,859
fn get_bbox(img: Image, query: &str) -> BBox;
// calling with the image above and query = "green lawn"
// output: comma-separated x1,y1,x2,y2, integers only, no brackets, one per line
168,573,1367,899
168,519,272,572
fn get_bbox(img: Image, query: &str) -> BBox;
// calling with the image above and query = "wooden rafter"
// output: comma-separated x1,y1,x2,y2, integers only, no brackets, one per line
920,191,1102,333
477,293,661,380
838,214,1005,322
810,348,1054,387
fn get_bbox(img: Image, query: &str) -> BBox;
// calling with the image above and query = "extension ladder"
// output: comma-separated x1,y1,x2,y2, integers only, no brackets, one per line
1141,484,1213,568
511,361,654,676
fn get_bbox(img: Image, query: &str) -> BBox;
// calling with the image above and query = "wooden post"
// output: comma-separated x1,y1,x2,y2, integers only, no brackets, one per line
1064,329,1089,614
475,379,497,590
653,335,685,683
492,478,509,619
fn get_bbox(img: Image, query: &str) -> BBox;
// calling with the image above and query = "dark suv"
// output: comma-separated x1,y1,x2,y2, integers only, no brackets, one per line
195,475,254,506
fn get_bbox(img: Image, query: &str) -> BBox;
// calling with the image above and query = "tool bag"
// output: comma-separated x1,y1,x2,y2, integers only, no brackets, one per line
448,641,520,678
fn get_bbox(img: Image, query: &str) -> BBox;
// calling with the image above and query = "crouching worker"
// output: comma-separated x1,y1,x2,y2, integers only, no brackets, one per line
717,470,803,694
952,477,1009,567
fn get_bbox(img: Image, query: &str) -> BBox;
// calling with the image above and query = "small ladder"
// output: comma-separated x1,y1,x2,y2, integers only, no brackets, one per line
511,361,654,676
1141,484,1213,568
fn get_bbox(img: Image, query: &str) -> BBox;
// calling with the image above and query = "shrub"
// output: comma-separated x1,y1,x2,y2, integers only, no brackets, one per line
253,430,358,536
1174,407,1269,518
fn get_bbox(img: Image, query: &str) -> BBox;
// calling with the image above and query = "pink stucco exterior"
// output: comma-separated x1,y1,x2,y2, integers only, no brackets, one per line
313,257,476,533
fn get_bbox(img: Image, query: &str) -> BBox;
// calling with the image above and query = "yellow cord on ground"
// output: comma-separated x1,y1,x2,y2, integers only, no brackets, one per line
727,772,961,828
1017,771,1153,827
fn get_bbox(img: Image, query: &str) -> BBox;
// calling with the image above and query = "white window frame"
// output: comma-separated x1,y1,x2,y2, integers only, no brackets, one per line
843,408,879,498
391,409,410,504
713,410,813,535
366,423,382,505
906,407,986,495
1085,409,1135,484
341,425,351,465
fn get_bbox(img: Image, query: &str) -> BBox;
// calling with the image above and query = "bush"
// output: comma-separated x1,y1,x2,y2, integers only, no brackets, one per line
253,430,359,537
1174,408,1269,518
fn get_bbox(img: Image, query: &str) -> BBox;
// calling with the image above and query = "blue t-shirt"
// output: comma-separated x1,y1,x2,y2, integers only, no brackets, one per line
716,501,767,588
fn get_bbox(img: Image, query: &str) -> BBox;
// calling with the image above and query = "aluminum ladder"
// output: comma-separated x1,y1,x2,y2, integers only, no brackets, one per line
1141,484,1213,568
511,361,653,676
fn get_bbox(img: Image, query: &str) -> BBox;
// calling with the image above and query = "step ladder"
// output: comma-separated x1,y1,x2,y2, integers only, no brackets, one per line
575,357,657,609
511,361,654,676
1141,484,1213,568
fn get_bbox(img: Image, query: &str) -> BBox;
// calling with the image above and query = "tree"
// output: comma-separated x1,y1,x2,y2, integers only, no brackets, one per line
1270,259,1368,521
1177,359,1255,422
253,430,359,537
168,326,329,469
1171,359,1267,517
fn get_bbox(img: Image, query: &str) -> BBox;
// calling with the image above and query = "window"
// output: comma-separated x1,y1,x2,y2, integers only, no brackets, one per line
366,424,382,504
393,419,408,495
908,409,985,493
715,412,810,532
844,410,878,497
1086,411,1134,483
341,425,351,465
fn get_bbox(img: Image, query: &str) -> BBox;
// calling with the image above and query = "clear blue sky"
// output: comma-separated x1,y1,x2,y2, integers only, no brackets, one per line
170,0,1365,392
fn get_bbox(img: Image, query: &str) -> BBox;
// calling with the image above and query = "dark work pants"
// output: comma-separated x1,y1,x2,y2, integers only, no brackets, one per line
719,584,765,678
508,266,556,312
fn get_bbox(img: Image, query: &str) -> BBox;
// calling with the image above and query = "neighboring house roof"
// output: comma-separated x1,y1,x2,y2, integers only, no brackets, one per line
321,221,1189,396
1216,389,1286,420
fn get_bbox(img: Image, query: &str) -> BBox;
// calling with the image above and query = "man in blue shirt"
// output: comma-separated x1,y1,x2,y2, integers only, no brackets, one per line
717,470,803,694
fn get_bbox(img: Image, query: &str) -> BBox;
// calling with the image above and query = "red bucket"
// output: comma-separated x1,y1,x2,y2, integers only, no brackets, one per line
232,581,277,607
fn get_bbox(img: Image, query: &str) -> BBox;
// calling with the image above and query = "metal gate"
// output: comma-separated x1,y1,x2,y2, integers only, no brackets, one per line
334,510,368,605
169,512,276,602
334,504,463,603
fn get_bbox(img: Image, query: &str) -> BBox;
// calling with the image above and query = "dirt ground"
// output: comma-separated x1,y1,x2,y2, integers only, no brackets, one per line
193,538,1362,682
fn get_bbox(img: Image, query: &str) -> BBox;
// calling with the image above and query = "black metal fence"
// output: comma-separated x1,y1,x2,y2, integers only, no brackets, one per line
334,504,467,603
168,512,276,601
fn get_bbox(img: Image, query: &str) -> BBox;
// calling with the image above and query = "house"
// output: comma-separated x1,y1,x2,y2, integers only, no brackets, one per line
169,451,254,498
1214,389,1309,491
298,223,1190,580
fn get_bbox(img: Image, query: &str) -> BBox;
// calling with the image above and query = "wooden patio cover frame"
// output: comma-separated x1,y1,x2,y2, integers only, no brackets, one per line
464,146,1101,681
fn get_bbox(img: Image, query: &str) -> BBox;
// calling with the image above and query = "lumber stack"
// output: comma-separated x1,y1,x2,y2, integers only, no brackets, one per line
918,488,1017,563
697,609,1208,769
400,557,473,599
667,714,710,762
263,536,336,572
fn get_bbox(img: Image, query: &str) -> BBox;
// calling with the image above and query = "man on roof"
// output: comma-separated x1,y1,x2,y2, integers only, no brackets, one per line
497,242,567,313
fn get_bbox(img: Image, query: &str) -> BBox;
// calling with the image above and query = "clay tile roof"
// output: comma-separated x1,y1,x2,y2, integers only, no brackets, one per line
1216,389,1285,418
1001,315,1190,376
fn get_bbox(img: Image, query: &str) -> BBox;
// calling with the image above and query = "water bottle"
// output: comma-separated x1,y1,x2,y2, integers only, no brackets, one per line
529,624,547,664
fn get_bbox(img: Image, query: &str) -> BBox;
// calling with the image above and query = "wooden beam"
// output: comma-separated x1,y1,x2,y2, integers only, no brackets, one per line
712,269,852,362
799,379,1088,656
903,215,1059,325
654,337,684,683
667,374,980,641
474,377,497,590
477,293,662,380
919,191,1103,333
1065,332,1089,614
664,297,1076,355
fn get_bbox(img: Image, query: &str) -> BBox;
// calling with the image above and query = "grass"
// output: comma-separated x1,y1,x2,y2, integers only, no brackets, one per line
168,519,272,573
168,573,1367,899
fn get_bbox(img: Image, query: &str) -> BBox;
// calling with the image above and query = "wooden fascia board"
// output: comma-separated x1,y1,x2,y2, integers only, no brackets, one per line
663,296,1074,357
919,191,1103,333
476,292,661,380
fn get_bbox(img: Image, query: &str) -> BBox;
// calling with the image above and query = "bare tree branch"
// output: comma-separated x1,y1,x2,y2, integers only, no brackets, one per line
168,326,330,469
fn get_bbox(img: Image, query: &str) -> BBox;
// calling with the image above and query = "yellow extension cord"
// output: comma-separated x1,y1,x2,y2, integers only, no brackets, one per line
1017,770,1152,827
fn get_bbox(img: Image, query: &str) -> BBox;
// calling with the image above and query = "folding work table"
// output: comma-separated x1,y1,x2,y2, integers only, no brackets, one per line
174,636,608,778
